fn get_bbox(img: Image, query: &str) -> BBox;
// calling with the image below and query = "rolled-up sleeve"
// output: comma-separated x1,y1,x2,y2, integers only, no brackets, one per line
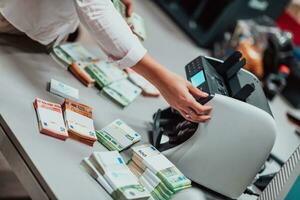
75,0,147,69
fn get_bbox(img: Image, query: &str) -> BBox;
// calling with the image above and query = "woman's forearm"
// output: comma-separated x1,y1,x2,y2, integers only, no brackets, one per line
131,53,170,87
131,53,212,123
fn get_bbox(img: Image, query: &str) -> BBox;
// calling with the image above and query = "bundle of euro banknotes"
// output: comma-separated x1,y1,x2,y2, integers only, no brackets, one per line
49,79,79,101
96,119,141,151
130,144,192,200
85,61,128,88
51,43,98,66
34,98,69,140
51,43,97,87
84,61,142,106
62,98,97,146
81,151,150,200
34,97,97,146
81,145,191,200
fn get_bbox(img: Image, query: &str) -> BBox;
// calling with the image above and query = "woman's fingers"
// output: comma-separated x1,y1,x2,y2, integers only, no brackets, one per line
187,82,209,99
177,101,211,123
121,0,133,17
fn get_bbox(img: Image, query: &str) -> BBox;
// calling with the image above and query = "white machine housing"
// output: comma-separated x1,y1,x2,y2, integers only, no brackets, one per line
153,54,277,199
164,93,276,199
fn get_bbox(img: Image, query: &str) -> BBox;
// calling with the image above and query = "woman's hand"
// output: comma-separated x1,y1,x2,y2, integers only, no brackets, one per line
121,0,133,17
157,72,212,122
132,54,212,123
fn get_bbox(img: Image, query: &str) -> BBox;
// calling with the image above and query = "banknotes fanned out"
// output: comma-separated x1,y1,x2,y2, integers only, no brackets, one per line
96,119,141,151
131,144,191,199
85,61,127,88
62,99,97,146
103,79,142,107
112,0,147,41
127,13,147,41
82,151,150,200
33,98,68,140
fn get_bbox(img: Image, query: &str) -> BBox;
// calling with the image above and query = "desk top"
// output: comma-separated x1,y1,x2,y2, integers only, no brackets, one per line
0,1,298,200
0,1,208,199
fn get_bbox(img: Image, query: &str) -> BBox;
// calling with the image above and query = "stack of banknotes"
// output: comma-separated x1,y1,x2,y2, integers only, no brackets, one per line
69,61,95,87
84,61,141,106
112,0,147,41
128,160,173,200
52,43,99,66
103,79,142,107
96,119,141,151
85,61,127,88
82,151,150,200
62,99,97,146
33,98,68,140
130,144,191,199
51,43,97,87
49,79,79,101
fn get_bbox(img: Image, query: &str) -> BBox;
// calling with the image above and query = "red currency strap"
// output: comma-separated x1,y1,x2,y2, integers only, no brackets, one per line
35,99,62,113
63,99,92,118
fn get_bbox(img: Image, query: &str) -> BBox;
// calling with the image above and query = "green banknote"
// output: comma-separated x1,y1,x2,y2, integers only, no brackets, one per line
131,145,191,194
87,151,150,200
127,13,147,41
112,0,127,18
96,119,141,151
59,43,98,62
85,62,127,88
103,79,142,107
112,0,147,41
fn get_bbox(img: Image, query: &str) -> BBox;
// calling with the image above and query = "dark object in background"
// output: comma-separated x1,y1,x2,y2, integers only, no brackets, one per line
152,0,289,48
295,47,300,61
263,31,300,106
263,30,291,102
67,28,80,43
281,61,300,108
263,31,294,78
263,65,290,100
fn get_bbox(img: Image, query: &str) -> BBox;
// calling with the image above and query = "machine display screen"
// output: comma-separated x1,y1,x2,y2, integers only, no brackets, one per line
191,70,205,87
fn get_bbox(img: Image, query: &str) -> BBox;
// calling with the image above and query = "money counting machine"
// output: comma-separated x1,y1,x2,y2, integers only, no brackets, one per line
149,52,277,199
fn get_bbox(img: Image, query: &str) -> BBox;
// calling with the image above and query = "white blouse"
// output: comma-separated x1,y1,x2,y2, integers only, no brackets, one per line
0,0,147,69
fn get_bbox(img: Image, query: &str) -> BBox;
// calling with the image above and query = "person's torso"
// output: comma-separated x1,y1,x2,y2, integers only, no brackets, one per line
0,0,80,45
